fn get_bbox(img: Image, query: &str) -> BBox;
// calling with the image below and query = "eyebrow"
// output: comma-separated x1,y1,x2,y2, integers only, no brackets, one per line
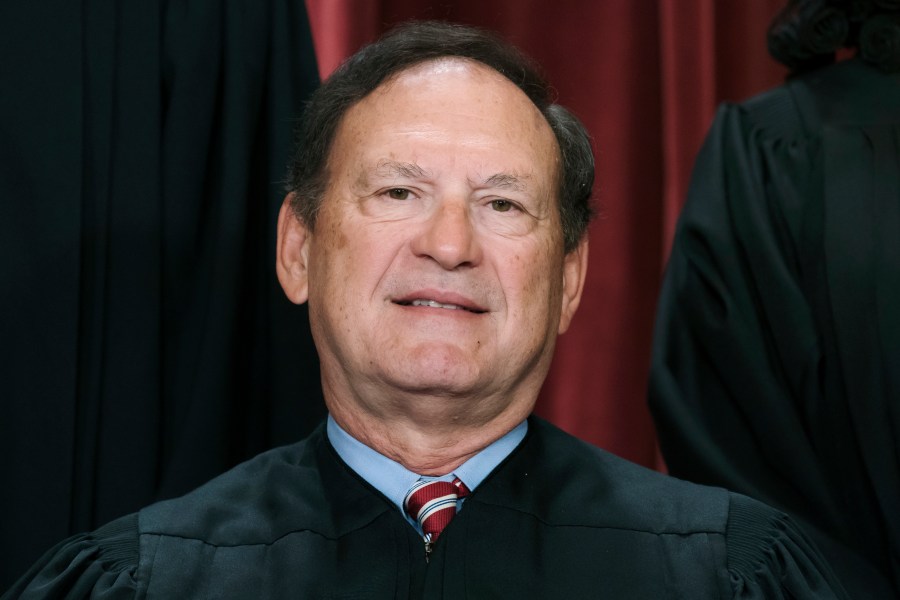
481,172,530,192
374,160,429,179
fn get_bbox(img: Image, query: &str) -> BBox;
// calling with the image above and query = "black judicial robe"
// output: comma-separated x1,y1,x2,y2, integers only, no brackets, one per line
4,418,846,599
649,57,900,598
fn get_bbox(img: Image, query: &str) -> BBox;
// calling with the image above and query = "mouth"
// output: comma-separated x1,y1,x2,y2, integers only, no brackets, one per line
394,298,488,314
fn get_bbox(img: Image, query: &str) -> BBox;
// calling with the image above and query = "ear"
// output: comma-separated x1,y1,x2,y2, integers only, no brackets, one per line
558,237,589,334
276,193,311,305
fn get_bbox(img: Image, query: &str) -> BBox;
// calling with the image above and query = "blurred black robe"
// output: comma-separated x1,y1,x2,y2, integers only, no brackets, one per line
4,417,847,599
650,57,900,598
0,1,324,589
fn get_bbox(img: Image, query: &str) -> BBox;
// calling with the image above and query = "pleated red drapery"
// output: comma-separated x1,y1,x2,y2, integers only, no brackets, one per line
305,0,787,468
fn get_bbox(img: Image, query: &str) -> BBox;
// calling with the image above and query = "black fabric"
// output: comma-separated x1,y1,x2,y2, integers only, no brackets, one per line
4,417,848,598
649,57,900,599
0,1,324,590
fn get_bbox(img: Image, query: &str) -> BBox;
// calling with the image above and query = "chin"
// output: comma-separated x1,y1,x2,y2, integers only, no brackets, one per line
379,348,484,395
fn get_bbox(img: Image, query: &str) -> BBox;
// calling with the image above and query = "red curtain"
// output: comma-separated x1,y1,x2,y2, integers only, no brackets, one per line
304,0,787,468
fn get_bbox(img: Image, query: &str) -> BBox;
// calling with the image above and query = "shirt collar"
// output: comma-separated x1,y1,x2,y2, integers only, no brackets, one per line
326,414,527,514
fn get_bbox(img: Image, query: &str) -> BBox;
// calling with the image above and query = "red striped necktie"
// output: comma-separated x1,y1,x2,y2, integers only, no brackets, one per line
403,477,470,547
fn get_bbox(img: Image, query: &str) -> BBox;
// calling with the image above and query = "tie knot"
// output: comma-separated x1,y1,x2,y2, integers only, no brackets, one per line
403,477,470,542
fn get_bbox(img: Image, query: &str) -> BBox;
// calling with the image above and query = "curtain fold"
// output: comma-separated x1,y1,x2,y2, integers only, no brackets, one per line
0,1,323,589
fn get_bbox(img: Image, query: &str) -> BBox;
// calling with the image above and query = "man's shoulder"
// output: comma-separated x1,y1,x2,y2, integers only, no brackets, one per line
491,417,734,536
138,424,333,545
474,419,850,598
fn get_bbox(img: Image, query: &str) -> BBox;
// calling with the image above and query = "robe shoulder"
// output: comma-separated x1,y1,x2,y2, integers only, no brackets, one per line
511,419,850,599
2,433,332,599
2,514,140,599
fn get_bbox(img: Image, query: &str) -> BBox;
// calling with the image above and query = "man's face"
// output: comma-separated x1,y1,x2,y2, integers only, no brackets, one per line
278,58,586,424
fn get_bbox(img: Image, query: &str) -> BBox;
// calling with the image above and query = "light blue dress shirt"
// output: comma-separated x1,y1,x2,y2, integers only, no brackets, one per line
326,414,528,534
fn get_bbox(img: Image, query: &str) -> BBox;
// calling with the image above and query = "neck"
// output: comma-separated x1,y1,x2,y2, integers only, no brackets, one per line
327,396,531,475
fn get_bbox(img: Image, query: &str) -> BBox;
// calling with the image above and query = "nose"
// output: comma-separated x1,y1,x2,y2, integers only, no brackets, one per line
410,198,483,270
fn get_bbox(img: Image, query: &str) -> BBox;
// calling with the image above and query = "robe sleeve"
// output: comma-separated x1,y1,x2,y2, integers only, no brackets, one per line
2,514,139,599
725,494,849,599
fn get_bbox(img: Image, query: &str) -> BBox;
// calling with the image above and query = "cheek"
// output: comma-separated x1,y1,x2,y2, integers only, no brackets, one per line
508,240,565,321
314,220,399,302
502,248,551,310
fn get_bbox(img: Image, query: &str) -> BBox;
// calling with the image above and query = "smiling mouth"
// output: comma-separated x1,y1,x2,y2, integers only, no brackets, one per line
395,299,487,314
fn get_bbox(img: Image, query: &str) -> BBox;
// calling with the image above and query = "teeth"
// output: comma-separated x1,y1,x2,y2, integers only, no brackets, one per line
411,299,461,310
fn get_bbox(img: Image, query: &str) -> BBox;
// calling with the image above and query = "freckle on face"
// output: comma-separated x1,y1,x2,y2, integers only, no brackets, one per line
326,211,348,251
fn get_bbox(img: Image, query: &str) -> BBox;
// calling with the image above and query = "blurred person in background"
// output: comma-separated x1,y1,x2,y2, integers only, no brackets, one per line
650,1,900,597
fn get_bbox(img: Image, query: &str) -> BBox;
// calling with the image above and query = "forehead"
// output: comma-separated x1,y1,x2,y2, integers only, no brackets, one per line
329,58,559,179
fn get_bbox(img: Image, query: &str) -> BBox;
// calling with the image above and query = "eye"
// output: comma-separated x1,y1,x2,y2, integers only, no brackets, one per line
489,199,515,212
386,188,411,200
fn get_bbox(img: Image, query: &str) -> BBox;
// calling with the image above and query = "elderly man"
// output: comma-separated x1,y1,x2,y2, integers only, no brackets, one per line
5,21,845,599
